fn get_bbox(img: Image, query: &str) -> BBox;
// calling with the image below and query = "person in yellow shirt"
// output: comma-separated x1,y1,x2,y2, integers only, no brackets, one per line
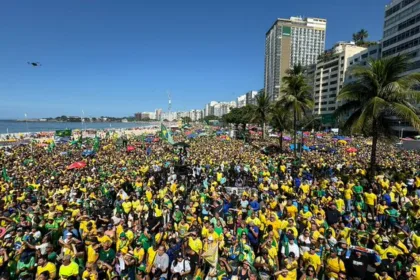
59,255,79,279
285,200,298,219
301,246,322,275
364,189,377,219
188,231,203,255
325,250,346,279
82,263,98,280
36,255,57,280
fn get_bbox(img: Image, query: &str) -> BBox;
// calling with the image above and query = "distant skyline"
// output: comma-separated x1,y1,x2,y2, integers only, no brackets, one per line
0,0,390,119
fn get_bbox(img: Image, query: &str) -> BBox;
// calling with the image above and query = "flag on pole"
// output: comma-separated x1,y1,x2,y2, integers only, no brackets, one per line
93,134,100,152
160,124,175,145
2,168,10,182
48,140,56,153
202,242,218,267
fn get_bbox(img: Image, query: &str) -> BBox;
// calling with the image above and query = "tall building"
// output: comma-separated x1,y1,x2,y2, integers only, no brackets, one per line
312,42,367,126
382,0,420,136
382,0,420,74
265,17,327,101
245,91,258,106
237,95,247,108
264,17,327,100
155,109,162,121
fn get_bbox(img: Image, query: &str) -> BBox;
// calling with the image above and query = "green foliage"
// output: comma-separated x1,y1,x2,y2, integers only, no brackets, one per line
279,64,314,158
335,55,420,178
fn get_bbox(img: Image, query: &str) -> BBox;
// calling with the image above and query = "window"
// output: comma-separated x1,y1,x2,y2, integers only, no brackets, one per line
362,53,368,59
328,101,335,104
383,25,420,48
369,49,377,55
328,107,336,111
330,80,337,85
383,37,420,57
322,82,328,86
331,73,338,78
330,88,337,91
329,94,336,98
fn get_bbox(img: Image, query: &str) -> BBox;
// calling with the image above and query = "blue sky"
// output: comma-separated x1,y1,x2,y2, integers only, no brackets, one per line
0,0,390,119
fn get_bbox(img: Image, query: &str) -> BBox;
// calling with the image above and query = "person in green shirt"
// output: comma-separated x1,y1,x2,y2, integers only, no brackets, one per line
16,252,35,278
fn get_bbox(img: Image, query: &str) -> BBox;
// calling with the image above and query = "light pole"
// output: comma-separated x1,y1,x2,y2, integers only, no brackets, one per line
399,121,402,139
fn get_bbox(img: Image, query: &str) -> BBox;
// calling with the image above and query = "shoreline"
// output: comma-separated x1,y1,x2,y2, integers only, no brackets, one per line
0,123,172,141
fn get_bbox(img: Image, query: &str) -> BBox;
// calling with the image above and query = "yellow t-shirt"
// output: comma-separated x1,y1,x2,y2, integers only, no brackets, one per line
122,201,133,214
364,193,377,206
326,257,346,279
37,262,57,278
303,252,321,271
82,270,98,280
188,237,203,254
97,235,113,246
59,262,79,279
87,245,99,264
344,189,353,200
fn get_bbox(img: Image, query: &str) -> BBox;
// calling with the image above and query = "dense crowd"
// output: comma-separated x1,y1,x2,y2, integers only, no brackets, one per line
0,130,420,280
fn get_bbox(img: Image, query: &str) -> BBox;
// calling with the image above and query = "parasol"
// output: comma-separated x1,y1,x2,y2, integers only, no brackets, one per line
346,147,358,153
67,161,86,170
127,146,135,152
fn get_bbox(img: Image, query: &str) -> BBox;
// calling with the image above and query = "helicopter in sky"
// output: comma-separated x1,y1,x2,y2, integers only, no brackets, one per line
27,62,42,67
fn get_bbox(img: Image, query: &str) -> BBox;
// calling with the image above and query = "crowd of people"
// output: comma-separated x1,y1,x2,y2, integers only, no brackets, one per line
0,129,420,280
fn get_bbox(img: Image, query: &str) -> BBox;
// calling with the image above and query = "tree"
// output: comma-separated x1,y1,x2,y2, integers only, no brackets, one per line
203,115,220,123
279,64,314,158
181,116,192,124
352,29,371,46
271,103,292,153
335,55,420,180
250,91,271,139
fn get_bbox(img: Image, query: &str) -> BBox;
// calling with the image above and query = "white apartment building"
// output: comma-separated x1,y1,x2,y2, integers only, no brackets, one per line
313,42,367,124
265,17,327,101
237,95,246,108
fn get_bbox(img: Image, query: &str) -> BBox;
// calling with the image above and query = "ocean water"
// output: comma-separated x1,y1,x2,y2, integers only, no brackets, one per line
0,120,154,134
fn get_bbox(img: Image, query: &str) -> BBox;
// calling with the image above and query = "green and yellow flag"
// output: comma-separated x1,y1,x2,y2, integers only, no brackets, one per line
161,124,175,145
2,168,10,182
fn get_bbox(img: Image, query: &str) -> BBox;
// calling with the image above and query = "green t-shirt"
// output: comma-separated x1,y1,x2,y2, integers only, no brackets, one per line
99,248,116,264
237,227,248,237
353,185,363,194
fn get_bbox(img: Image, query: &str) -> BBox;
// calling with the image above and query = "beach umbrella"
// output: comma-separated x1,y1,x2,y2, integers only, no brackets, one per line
283,136,291,141
346,147,358,153
153,138,159,142
337,140,347,145
67,161,86,170
82,150,95,157
127,146,135,152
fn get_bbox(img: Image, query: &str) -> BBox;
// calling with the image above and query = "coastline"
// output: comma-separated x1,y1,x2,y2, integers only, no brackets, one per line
0,123,168,141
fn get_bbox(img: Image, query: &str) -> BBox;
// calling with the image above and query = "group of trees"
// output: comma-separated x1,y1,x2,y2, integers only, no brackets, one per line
223,55,420,179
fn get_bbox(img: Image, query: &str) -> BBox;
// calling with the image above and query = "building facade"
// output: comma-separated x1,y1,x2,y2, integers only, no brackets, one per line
245,91,258,106
382,0,420,74
265,17,327,101
382,0,420,136
237,95,247,108
312,42,367,125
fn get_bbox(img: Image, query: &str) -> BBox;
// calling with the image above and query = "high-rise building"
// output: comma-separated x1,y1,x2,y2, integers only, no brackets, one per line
312,42,367,126
382,0,420,74
237,95,247,108
382,0,420,136
245,91,258,106
265,17,327,101
155,109,162,121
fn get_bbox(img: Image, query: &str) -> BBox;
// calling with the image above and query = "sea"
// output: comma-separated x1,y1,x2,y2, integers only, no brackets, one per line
0,120,153,134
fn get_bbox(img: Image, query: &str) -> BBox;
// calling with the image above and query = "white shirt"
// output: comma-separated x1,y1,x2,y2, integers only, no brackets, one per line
281,242,300,258
171,259,191,274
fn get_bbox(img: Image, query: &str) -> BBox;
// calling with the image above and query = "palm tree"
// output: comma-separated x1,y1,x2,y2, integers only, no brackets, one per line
279,64,314,158
271,103,292,153
335,55,420,179
251,91,271,139
353,29,369,45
